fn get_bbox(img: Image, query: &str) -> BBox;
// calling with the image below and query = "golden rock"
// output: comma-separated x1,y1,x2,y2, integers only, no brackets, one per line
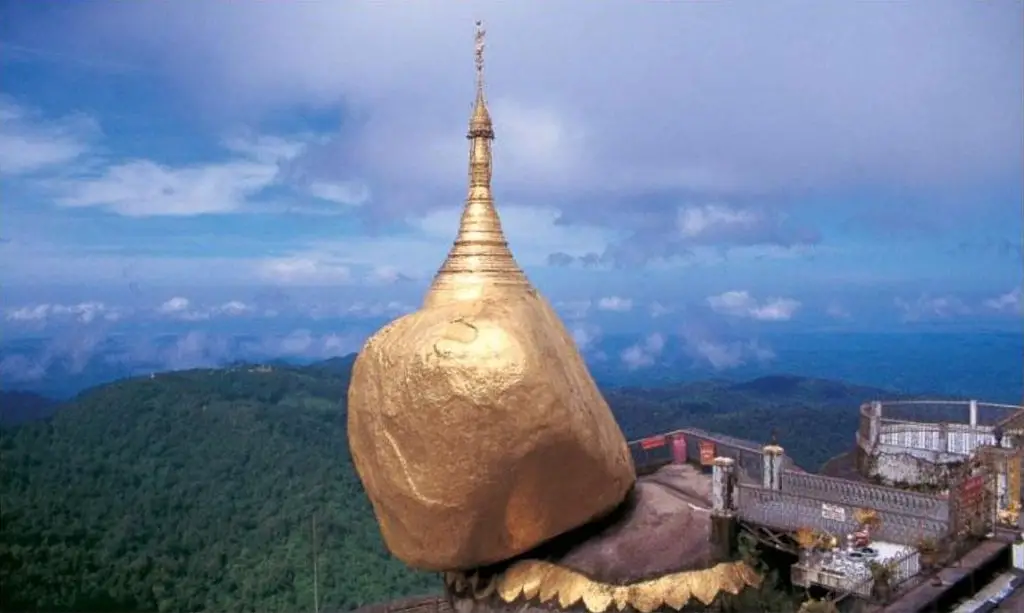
346,22,635,571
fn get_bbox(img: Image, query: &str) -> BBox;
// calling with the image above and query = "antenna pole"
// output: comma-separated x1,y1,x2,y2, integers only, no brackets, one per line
312,515,320,613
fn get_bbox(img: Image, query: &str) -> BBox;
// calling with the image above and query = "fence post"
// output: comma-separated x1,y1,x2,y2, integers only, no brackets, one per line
857,402,882,475
711,456,737,561
992,450,1010,514
762,443,784,490
712,456,735,512
869,401,882,444
970,400,979,427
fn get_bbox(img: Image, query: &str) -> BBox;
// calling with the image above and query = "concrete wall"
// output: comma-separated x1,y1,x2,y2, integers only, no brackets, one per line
868,421,1012,487
869,443,964,488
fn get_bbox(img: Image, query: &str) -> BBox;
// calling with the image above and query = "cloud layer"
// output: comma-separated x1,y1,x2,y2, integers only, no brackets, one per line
9,2,1020,268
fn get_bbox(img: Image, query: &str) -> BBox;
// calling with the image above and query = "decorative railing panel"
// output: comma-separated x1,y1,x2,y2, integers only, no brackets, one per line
735,485,949,544
877,420,1011,455
779,470,949,521
877,423,945,452
823,547,921,604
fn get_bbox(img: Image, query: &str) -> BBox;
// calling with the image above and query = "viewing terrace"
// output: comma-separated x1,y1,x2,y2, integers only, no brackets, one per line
628,398,1024,610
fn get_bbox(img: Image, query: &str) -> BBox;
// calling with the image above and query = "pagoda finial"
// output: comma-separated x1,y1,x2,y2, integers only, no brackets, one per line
423,21,527,308
468,20,494,139
475,20,486,93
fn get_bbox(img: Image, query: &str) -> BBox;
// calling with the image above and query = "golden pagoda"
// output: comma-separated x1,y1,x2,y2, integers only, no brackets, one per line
347,21,635,572
347,23,764,612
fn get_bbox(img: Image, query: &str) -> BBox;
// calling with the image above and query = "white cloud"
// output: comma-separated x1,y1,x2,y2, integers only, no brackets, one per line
156,297,256,321
984,288,1022,314
367,265,415,285
555,300,592,320
219,300,252,316
825,302,852,319
0,329,364,384
689,337,775,370
5,301,121,324
246,204,615,286
55,157,280,217
649,301,673,318
223,134,310,163
677,205,760,239
620,333,665,370
571,324,602,352
307,180,371,206
707,290,801,321
157,296,191,315
416,205,615,266
0,98,96,176
596,296,633,312
257,256,353,285
43,4,1021,227
488,99,586,184
340,301,414,319
894,294,971,321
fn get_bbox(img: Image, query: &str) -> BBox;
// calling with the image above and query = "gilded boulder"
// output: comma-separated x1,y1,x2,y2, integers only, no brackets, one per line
347,291,635,571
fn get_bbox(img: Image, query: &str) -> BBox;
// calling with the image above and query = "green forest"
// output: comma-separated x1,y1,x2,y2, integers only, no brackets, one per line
1,356,897,612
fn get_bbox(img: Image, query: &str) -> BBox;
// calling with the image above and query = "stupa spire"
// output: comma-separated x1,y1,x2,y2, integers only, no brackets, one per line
424,21,530,308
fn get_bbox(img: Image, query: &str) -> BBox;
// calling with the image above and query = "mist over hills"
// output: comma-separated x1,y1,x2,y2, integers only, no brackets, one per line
3,330,1021,403
2,353,909,612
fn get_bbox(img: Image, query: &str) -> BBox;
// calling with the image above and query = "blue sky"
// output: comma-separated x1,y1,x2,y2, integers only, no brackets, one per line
1,2,1021,378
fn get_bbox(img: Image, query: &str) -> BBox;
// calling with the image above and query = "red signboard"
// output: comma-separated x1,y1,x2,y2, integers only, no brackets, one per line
640,435,666,450
671,435,688,464
699,440,716,466
959,475,985,507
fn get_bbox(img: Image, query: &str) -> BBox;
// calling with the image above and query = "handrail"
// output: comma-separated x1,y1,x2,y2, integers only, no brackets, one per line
627,427,764,454
863,401,1024,454
735,483,950,544
873,400,1023,410
877,418,993,427
736,480,945,516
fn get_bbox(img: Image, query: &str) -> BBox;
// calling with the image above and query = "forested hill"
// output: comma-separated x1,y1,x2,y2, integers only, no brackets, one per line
1,360,895,612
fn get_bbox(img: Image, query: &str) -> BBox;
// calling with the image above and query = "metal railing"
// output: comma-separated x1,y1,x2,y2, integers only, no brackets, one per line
863,400,1024,457
875,400,1022,427
831,546,921,604
734,484,949,545
627,428,774,482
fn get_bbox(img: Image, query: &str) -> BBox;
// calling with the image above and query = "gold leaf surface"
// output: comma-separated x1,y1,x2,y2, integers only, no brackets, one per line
458,558,765,612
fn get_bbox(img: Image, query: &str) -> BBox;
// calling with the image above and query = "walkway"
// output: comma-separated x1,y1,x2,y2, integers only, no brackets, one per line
952,570,1022,612
994,582,1024,611
349,595,450,613
869,531,1016,613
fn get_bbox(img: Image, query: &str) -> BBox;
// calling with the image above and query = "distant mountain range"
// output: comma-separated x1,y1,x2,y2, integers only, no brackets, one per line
1,354,922,612
3,330,1021,403
0,391,57,426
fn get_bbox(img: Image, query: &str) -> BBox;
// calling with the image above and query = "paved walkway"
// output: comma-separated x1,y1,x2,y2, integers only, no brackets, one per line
641,463,713,509
952,570,1020,612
